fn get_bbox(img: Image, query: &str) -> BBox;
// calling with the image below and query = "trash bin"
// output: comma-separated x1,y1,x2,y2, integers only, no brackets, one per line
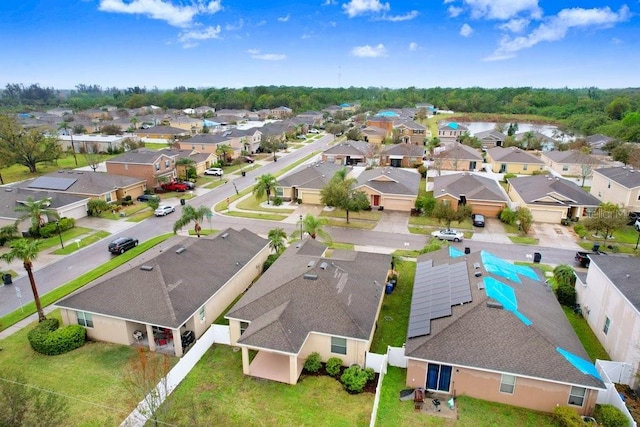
464,247,471,254
592,243,600,252
385,282,394,294
533,252,542,263
180,198,186,206
3,273,12,285
241,171,246,177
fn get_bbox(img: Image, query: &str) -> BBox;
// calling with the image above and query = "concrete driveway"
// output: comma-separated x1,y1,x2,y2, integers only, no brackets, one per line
530,223,583,250
469,218,511,244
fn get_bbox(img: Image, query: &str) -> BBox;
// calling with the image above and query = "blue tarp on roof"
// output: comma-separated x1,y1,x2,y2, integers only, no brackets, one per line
481,251,538,284
449,246,465,258
376,111,399,117
556,347,603,381
484,276,532,326
449,122,458,130
203,119,220,127
340,103,351,107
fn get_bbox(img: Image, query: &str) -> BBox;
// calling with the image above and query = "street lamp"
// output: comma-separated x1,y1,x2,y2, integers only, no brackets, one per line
635,230,640,250
55,221,64,249
299,214,303,241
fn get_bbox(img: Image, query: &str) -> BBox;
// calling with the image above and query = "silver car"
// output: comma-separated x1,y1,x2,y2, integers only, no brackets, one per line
431,229,464,242
154,205,175,216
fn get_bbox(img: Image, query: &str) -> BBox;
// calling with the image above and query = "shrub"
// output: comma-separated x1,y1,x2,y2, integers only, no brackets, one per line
574,223,587,238
297,198,302,204
594,404,629,427
340,365,369,393
27,319,86,355
364,367,375,381
272,196,283,206
38,222,58,238
262,253,280,272
555,283,577,307
304,352,322,373
499,207,518,225
57,217,75,231
420,238,446,254
553,405,583,427
503,173,517,183
326,357,343,377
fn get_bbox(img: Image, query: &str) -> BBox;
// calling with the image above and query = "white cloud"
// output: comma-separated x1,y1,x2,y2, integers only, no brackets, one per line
248,49,286,60
278,14,290,22
225,18,244,31
447,6,463,18
463,0,542,20
178,25,221,47
256,19,267,26
499,18,529,33
323,0,337,4
611,37,623,44
380,10,418,22
343,0,390,18
443,0,455,3
409,42,418,51
351,43,387,57
98,0,222,28
460,23,473,37
485,5,630,61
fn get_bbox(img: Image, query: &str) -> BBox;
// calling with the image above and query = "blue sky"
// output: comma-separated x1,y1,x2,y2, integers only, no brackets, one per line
0,0,637,90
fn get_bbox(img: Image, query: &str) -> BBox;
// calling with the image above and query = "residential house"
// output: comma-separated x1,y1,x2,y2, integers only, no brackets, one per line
321,140,370,166
507,175,601,223
46,107,74,117
361,126,387,145
355,167,420,211
586,134,615,156
575,256,640,388
58,134,130,154
297,111,323,127
541,151,604,179
433,173,509,217
433,143,483,173
225,238,391,384
277,162,345,204
366,116,394,137
322,105,342,116
106,148,178,189
394,120,428,145
474,129,506,148
163,149,217,178
406,249,604,416
270,106,293,119
590,166,640,212
56,229,270,358
380,143,424,168
133,126,189,142
486,146,545,174
165,116,204,135
179,128,262,157
415,103,435,116
437,122,469,146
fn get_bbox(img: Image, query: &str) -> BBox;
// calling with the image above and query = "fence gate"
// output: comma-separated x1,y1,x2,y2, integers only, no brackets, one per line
387,345,407,368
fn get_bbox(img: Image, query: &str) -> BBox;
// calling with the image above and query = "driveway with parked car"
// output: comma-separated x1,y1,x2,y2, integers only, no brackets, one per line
204,167,224,176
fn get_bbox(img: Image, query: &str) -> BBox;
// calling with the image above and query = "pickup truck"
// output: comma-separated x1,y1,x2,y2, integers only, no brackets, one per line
161,182,188,192
575,251,606,268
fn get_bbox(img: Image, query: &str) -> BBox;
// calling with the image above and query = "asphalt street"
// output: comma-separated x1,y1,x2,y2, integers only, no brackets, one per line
0,134,581,317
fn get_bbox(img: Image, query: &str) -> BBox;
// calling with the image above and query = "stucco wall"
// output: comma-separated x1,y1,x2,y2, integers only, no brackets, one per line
590,173,639,211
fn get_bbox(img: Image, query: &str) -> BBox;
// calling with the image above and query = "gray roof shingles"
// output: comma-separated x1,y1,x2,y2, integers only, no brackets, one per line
433,173,508,202
356,167,420,196
488,146,544,164
589,256,640,311
594,166,640,189
509,175,601,206
278,162,345,189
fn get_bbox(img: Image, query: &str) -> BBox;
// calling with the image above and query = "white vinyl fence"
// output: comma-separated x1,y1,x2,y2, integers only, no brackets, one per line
366,351,388,427
595,360,637,427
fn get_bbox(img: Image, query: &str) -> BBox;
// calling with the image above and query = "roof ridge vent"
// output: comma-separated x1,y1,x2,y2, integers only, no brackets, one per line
303,273,318,280
175,247,186,254
140,265,154,271
221,232,229,239
486,301,503,309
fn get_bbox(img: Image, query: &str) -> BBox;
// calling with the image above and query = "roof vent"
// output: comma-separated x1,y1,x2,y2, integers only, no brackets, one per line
221,232,229,239
140,265,154,271
307,260,316,268
477,282,485,290
486,301,503,309
303,273,318,280
175,247,186,254
320,262,328,270
474,271,482,277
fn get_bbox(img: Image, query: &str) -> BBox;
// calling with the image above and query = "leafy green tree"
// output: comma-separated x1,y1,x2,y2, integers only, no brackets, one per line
175,157,195,180
582,202,627,244
215,144,234,165
0,223,19,245
432,201,472,229
415,193,436,215
87,199,110,216
253,174,279,205
612,143,634,165
516,207,534,234
172,205,211,238
345,127,362,141
98,123,123,135
57,121,78,166
320,168,369,223
553,264,576,288
291,214,331,241
267,228,287,255
14,196,55,232
0,115,61,173
1,239,46,321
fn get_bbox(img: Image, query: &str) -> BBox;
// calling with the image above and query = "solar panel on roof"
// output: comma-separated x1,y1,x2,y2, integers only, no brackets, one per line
450,262,472,305
28,176,77,191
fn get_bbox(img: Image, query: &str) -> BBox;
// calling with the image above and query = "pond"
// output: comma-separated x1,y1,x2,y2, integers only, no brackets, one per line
459,122,570,141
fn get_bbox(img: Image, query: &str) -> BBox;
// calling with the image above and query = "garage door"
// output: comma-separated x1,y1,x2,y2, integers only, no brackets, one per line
468,203,503,217
300,190,322,205
530,209,563,223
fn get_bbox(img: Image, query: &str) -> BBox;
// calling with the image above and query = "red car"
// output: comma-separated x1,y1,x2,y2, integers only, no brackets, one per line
161,182,188,192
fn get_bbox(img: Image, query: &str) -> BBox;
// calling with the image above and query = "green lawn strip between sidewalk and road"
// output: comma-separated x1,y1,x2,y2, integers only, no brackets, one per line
0,234,172,332
236,194,295,214
508,236,539,245
52,231,111,255
37,226,93,251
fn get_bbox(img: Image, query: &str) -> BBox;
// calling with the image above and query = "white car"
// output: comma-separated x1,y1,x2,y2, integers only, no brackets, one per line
154,205,175,216
431,229,464,242
204,168,224,176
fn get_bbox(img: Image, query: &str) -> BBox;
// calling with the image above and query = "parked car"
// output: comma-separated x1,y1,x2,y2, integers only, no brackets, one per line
177,180,195,190
309,129,320,134
244,156,255,163
108,237,138,254
154,205,175,216
575,250,607,268
431,229,464,242
204,167,224,176
628,211,640,225
472,214,485,227
161,182,189,192
136,194,159,202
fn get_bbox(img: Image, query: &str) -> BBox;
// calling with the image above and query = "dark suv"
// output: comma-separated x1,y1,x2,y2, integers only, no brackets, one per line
108,237,138,254
137,194,159,202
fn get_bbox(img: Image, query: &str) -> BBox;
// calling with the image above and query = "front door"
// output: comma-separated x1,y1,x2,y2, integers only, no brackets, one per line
426,363,452,392
499,164,507,173
469,161,477,170
372,194,380,207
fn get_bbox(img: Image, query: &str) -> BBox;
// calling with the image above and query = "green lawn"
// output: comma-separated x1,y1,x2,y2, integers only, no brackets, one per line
320,208,382,221
509,236,539,245
0,310,170,426
51,231,110,255
37,226,94,251
236,193,295,213
223,211,288,221
325,218,377,230
158,345,374,426
0,152,117,184
562,307,610,362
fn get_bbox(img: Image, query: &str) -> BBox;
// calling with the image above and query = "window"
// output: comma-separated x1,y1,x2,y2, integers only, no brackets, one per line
105,193,112,203
500,374,516,394
240,321,248,335
77,311,93,328
165,160,170,168
562,165,569,171
568,386,586,406
603,316,610,335
523,164,528,171
331,337,347,355
155,163,160,171
275,186,284,197
199,306,205,323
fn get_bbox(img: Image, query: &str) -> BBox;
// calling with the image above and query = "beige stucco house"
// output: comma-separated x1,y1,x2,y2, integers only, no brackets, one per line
277,162,345,204
380,143,424,168
437,122,469,146
590,166,640,212
432,143,483,172
406,249,604,416
225,239,391,384
507,175,601,223
575,256,640,388
56,229,270,358
474,129,506,148
394,120,428,145
361,126,387,145
321,140,370,166
433,173,509,217
486,146,545,174
355,167,420,211
541,151,604,178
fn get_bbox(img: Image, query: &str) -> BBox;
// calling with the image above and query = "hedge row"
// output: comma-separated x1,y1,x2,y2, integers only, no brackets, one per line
27,318,86,355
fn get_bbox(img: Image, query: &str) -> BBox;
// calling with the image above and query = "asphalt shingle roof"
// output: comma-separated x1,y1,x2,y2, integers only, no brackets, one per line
323,141,369,156
543,150,603,165
433,173,508,202
435,143,483,160
0,187,87,220
589,256,640,311
356,167,420,196
107,148,177,164
594,166,640,189
278,162,345,189
509,175,601,206
383,143,424,157
488,146,544,164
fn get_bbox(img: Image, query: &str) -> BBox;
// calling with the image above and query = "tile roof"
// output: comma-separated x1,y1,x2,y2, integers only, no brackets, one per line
433,173,508,203
56,229,268,329
543,150,603,165
487,146,544,164
226,240,390,354
589,256,640,311
406,249,604,390
356,167,420,196
278,162,345,189
508,175,601,206
593,166,640,189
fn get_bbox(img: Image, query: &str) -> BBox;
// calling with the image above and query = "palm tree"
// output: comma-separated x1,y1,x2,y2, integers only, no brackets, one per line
172,205,211,238
58,122,78,166
215,144,234,165
291,214,331,241
1,239,46,321
129,117,139,130
253,174,279,205
14,196,55,233
267,228,287,255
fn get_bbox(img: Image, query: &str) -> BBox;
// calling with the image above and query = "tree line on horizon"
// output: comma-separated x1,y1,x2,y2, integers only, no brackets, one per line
1,83,640,141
